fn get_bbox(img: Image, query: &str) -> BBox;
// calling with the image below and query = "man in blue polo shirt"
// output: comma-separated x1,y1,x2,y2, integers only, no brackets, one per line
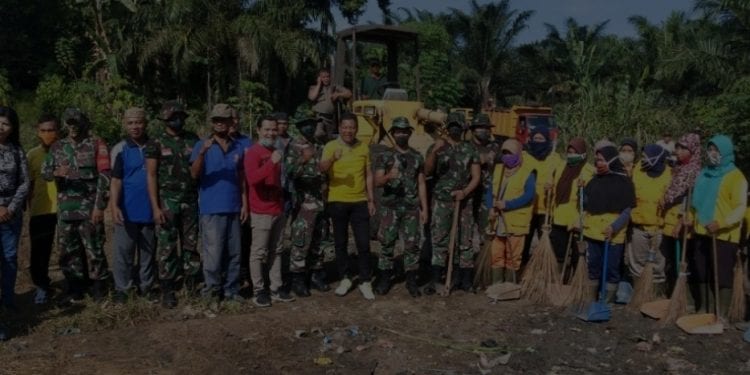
190,103,248,303
110,107,156,304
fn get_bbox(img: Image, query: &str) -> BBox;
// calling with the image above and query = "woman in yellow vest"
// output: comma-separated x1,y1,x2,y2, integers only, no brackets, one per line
690,135,747,315
583,145,636,302
659,133,701,290
628,144,672,292
550,137,594,277
486,139,537,283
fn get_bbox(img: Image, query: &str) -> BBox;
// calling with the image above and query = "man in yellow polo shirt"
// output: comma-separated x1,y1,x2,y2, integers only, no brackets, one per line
26,115,59,304
319,113,376,300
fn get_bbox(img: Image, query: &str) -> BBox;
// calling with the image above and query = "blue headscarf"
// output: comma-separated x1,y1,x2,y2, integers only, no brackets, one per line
692,134,736,225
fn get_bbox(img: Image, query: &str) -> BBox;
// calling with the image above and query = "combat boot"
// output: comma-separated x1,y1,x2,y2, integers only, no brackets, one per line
310,270,330,292
184,275,200,297
161,280,178,309
90,279,108,302
375,269,393,296
423,266,443,295
65,279,85,303
459,267,474,293
405,271,421,297
291,272,311,298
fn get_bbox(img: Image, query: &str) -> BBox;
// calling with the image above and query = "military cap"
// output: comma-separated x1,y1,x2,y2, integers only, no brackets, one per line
390,116,413,131
159,100,188,121
209,103,233,119
445,112,465,128
470,113,492,128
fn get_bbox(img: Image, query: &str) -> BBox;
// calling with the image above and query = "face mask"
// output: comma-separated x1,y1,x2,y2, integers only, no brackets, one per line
260,138,274,148
38,131,58,146
708,153,721,166
566,153,585,165
473,129,490,143
447,126,463,140
394,134,410,148
66,122,86,136
167,118,184,130
528,141,551,159
501,153,521,168
299,125,315,140
619,152,634,164
677,151,690,164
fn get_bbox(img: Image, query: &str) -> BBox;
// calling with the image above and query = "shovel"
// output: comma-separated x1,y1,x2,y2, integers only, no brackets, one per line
675,235,723,334
576,240,612,322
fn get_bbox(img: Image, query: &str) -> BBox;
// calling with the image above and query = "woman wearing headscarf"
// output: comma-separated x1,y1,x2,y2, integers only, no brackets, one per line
486,139,537,284
582,145,636,302
659,133,701,290
521,126,561,267
550,137,594,277
627,144,671,294
689,135,747,316
619,138,638,178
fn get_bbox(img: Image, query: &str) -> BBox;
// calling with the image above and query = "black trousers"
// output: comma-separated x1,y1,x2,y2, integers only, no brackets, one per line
327,201,371,282
29,214,57,290
689,234,737,289
549,224,580,282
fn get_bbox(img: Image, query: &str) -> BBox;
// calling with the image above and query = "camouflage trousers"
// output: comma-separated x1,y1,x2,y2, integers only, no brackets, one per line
378,206,420,271
431,198,476,268
472,197,491,253
58,219,109,281
156,195,201,281
289,198,325,273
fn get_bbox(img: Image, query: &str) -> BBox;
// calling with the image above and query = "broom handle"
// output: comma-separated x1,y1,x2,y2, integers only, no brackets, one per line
712,234,721,319
561,231,574,280
543,171,556,227
578,185,585,243
444,200,462,292
679,189,692,264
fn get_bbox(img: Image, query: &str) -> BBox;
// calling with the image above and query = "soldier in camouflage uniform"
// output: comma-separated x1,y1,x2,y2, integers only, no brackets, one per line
286,118,330,297
424,113,481,295
469,114,500,248
373,117,428,297
145,101,200,308
42,108,111,302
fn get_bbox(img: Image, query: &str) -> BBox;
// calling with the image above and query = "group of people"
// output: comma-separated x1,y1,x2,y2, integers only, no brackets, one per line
0,93,747,341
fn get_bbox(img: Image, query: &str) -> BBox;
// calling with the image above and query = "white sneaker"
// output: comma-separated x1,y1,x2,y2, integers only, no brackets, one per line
335,278,352,296
358,282,375,300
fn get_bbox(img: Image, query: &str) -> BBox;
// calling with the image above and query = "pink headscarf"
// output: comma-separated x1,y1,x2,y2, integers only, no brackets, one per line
662,133,701,206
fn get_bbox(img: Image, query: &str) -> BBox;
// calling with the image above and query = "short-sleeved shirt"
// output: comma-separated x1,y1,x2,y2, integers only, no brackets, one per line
374,147,423,209
431,141,480,202
322,138,370,203
311,85,345,114
190,138,244,215
144,130,199,200
361,74,387,99
232,132,253,153
27,145,57,216
111,138,153,223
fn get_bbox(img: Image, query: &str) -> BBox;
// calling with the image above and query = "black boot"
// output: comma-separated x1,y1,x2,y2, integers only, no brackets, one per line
459,267,474,293
161,280,178,309
67,279,85,302
310,270,330,292
423,266,443,296
405,271,421,297
375,270,393,295
291,272,311,298
90,280,108,302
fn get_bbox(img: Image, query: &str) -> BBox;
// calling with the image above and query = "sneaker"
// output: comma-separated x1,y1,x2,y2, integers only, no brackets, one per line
270,290,295,303
358,281,375,300
112,291,128,305
34,288,49,305
335,278,353,296
252,291,272,307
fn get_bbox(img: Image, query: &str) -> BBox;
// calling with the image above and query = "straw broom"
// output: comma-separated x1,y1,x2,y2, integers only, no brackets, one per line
563,185,589,310
728,250,746,322
629,235,659,310
663,192,691,324
521,183,560,304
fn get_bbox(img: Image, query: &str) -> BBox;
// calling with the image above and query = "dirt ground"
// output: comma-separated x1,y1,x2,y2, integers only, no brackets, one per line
1,220,749,374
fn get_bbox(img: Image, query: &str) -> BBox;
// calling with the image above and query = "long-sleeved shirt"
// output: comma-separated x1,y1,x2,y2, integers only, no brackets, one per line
244,143,283,215
484,171,536,210
0,142,30,215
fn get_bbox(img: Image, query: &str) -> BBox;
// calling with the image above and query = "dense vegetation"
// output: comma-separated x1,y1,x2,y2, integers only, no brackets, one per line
0,0,748,168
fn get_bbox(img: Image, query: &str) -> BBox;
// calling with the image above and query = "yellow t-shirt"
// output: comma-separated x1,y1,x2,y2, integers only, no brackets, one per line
27,145,58,216
322,138,370,203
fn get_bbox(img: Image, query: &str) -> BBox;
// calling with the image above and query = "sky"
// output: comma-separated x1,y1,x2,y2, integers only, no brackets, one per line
334,0,696,44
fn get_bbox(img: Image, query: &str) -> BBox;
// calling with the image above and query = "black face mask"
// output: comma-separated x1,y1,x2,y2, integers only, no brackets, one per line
394,134,410,148
167,117,184,130
473,129,490,143
447,126,463,140
299,125,315,140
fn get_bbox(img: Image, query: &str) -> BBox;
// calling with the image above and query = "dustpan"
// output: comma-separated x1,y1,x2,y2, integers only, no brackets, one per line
576,240,612,322
675,235,724,334
640,299,670,319
486,281,521,301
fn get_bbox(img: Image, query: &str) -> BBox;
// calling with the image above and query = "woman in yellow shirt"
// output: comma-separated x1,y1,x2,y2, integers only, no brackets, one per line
583,145,636,302
690,135,747,316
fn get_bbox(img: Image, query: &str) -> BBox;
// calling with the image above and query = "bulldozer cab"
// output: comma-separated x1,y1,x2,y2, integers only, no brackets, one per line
333,25,437,153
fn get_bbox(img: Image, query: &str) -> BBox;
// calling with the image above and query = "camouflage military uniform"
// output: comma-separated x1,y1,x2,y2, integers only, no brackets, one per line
375,147,424,271
430,141,479,268
471,141,501,240
144,131,201,281
285,137,327,273
42,136,111,281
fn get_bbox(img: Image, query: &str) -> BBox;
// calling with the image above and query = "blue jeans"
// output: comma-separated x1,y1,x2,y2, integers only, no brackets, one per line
0,215,22,307
200,214,241,297
585,238,624,284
